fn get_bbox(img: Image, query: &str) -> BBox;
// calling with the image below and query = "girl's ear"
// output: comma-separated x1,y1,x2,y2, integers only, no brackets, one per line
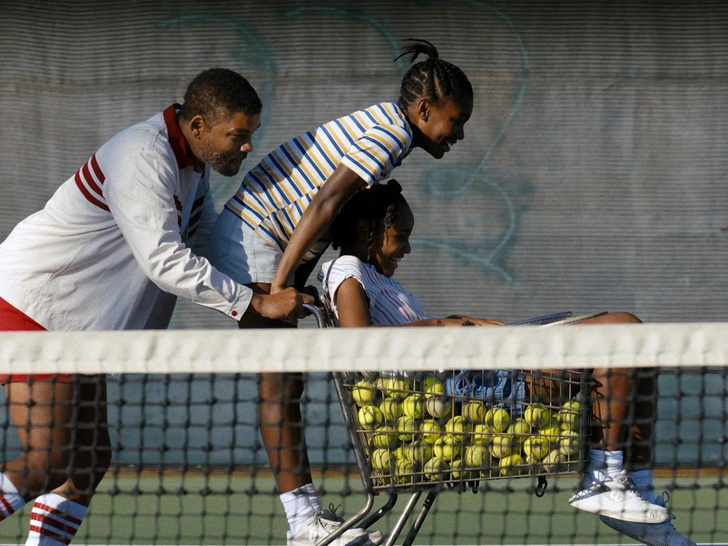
416,97,430,122
355,219,369,241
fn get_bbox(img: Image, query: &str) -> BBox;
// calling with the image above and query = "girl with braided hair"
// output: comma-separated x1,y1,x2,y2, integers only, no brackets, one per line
320,181,693,546
209,40,473,546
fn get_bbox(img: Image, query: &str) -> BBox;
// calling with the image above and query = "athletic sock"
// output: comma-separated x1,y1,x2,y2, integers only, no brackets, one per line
605,450,624,478
0,473,26,522
26,493,87,545
281,483,319,535
586,449,623,483
629,469,656,503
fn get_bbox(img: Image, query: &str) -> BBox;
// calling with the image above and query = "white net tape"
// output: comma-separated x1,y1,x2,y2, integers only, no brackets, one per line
2,322,727,375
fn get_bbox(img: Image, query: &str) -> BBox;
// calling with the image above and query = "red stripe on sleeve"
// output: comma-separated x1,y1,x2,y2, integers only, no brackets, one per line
81,162,104,198
90,154,106,183
75,171,110,212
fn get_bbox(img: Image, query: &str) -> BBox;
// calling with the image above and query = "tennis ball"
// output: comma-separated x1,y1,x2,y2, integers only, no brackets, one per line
558,430,580,456
523,436,550,461
498,453,525,476
371,448,393,472
524,404,551,429
396,415,417,441
489,434,513,459
463,444,486,467
444,415,471,437
380,397,404,422
419,419,443,444
471,423,493,445
406,441,433,465
507,418,531,444
558,400,581,431
370,426,398,449
450,458,479,480
541,449,567,473
358,405,383,430
393,444,408,462
423,457,447,481
423,376,445,399
395,458,416,484
461,400,487,423
381,377,413,399
485,407,511,432
433,437,460,461
539,425,563,446
403,394,425,419
352,378,377,406
425,396,452,419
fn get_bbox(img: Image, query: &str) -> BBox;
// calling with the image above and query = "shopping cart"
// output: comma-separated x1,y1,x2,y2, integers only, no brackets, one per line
304,304,601,546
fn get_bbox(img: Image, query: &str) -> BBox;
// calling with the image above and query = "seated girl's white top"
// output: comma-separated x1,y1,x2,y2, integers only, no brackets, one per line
319,255,433,325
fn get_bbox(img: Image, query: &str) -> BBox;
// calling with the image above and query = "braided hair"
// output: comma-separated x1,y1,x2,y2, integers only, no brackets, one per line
330,180,405,262
396,39,473,109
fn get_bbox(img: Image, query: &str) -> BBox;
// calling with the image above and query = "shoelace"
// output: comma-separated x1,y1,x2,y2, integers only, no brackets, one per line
654,491,678,522
323,503,344,523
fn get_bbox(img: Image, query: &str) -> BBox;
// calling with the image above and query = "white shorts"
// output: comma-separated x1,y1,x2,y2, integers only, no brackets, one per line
209,208,284,285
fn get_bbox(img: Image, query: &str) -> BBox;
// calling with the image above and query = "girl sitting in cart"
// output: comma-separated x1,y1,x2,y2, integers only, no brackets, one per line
318,180,693,546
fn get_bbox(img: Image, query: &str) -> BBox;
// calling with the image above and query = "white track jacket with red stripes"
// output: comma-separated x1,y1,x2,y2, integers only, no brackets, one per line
0,105,253,331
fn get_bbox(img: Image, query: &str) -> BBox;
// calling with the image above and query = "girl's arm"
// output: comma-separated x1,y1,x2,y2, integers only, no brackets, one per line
335,278,500,328
270,164,367,294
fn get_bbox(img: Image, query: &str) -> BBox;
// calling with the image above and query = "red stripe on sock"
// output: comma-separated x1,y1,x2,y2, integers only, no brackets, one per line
33,502,84,525
29,524,72,545
31,511,80,536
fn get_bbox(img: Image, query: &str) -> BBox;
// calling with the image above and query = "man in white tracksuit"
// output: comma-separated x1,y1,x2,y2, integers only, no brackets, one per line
0,68,312,544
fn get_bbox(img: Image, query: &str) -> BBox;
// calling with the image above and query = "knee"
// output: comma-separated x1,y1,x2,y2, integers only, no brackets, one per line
258,373,304,402
22,450,72,493
94,431,112,476
604,312,642,324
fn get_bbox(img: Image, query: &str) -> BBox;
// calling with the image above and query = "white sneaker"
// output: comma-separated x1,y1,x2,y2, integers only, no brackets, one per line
287,510,382,546
599,492,696,546
569,472,670,523
320,506,383,545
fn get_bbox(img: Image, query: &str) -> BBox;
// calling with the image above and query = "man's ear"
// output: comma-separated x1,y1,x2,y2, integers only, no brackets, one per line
186,115,206,140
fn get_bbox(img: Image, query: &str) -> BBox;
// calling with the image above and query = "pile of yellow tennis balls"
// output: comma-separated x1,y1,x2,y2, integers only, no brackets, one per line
351,374,584,485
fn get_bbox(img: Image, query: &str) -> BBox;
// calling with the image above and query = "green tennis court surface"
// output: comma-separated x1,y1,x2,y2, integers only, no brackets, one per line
0,470,723,545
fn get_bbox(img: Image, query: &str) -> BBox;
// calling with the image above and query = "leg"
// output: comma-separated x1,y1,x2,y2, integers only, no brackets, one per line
4,379,78,498
3,375,110,544
238,283,312,494
243,284,380,545
598,368,696,545
566,313,670,524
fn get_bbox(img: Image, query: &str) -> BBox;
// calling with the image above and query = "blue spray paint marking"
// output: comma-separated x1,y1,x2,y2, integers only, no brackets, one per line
415,0,531,282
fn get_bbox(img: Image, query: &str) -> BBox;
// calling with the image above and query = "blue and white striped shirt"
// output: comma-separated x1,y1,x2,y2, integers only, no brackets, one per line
225,102,413,261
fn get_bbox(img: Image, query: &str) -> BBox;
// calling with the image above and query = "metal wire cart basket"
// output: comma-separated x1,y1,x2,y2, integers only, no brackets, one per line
305,305,596,546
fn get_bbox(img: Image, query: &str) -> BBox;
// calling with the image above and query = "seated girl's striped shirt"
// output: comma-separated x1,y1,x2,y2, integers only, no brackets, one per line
225,102,413,261
320,256,432,325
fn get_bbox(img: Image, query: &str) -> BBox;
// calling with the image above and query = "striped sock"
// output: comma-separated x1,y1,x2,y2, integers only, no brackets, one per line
0,473,26,522
26,493,87,545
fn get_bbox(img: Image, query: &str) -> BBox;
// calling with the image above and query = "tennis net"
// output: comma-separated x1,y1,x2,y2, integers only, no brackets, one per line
0,320,726,545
